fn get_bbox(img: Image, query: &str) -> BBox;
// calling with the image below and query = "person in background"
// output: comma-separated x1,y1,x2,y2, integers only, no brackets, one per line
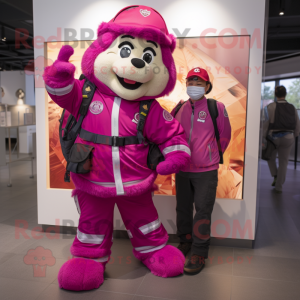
263,85,300,193
171,67,231,275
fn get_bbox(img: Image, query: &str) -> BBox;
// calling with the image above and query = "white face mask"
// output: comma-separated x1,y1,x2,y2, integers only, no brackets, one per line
186,86,205,101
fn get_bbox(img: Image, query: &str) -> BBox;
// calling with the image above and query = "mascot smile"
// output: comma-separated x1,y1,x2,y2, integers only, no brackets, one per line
94,35,170,99
43,5,191,291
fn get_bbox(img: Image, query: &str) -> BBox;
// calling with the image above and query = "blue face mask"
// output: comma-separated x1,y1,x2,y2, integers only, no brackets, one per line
187,86,205,100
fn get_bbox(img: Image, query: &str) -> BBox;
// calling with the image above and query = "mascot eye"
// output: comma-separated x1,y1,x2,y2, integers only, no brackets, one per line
142,51,153,64
119,46,131,58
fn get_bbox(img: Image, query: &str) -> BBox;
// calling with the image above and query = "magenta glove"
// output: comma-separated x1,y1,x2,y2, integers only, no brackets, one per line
43,45,76,89
156,152,190,175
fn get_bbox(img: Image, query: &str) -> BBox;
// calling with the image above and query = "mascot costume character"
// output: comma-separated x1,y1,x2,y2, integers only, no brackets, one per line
43,5,191,291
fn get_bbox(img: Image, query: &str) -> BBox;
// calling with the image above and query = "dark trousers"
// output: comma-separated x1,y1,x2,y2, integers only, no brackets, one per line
175,170,218,258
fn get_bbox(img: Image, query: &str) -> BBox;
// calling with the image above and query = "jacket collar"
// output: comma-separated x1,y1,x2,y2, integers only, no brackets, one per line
189,97,207,107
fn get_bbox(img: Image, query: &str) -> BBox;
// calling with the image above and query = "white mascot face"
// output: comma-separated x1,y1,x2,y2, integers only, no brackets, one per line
94,35,170,100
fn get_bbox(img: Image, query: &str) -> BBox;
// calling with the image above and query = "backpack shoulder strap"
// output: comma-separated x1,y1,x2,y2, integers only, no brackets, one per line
207,98,218,119
68,77,96,140
174,101,187,117
79,78,96,117
207,98,223,164
137,99,155,144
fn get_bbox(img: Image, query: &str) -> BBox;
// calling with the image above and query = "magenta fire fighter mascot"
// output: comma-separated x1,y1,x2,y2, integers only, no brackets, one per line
43,6,191,291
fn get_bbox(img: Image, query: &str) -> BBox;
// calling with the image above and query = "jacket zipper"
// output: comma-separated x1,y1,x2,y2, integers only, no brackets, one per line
208,144,212,162
188,104,194,144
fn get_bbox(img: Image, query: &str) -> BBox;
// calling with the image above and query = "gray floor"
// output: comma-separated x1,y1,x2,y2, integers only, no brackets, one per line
0,159,300,300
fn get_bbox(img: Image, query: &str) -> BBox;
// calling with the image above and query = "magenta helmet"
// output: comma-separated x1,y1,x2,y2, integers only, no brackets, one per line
81,5,177,99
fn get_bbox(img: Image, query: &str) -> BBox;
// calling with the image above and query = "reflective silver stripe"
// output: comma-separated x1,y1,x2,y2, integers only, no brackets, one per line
77,229,105,244
73,255,109,263
90,179,144,187
135,243,167,253
127,230,133,239
45,83,74,96
139,219,161,235
188,107,194,144
74,195,81,215
111,97,124,195
162,145,191,156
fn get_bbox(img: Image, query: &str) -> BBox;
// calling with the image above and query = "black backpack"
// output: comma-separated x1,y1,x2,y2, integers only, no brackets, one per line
174,99,224,164
59,75,164,182
269,102,296,131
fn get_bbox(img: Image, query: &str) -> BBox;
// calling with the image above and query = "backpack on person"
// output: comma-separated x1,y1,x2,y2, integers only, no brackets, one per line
58,75,164,182
269,102,296,131
174,99,224,164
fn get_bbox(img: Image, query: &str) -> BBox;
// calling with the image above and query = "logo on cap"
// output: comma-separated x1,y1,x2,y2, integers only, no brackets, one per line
89,101,103,115
140,9,151,17
194,68,200,73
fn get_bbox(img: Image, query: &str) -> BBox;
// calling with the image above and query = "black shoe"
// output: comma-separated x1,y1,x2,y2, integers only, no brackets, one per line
184,254,205,275
271,176,277,187
177,242,192,257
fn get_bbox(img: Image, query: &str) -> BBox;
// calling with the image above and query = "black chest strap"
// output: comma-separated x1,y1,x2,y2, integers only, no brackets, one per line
79,99,155,146
80,128,140,146
78,99,155,147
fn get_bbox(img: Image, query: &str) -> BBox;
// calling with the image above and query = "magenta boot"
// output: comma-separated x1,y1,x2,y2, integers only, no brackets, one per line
133,245,185,277
58,258,105,291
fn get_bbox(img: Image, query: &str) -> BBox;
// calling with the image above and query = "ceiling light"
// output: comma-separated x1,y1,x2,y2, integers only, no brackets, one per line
279,0,285,16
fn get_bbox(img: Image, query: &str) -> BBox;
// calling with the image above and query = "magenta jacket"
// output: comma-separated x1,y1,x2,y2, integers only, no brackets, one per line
46,80,190,197
172,98,231,173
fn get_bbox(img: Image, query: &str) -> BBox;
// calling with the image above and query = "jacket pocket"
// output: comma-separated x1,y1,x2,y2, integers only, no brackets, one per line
208,144,212,162
67,143,94,174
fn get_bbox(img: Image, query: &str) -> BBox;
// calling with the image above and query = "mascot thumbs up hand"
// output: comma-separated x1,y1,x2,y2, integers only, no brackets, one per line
43,45,76,89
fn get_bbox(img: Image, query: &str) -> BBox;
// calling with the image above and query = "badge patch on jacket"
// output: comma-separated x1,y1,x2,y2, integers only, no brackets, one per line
132,112,140,124
197,111,207,122
163,110,173,121
89,101,103,115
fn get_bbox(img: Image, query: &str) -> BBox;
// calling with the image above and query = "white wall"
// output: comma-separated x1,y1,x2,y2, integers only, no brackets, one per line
0,71,26,137
33,0,266,240
0,71,25,105
25,74,35,106
0,71,35,105
0,71,35,137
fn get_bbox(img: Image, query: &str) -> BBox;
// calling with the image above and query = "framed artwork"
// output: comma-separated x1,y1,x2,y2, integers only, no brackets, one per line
45,35,250,199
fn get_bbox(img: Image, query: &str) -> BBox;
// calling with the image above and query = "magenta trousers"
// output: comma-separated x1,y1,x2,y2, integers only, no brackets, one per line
70,190,169,262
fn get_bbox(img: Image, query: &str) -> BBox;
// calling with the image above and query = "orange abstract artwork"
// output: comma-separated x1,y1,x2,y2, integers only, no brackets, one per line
46,36,249,199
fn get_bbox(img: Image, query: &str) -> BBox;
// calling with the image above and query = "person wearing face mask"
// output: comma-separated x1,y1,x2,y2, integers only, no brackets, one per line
171,67,232,275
